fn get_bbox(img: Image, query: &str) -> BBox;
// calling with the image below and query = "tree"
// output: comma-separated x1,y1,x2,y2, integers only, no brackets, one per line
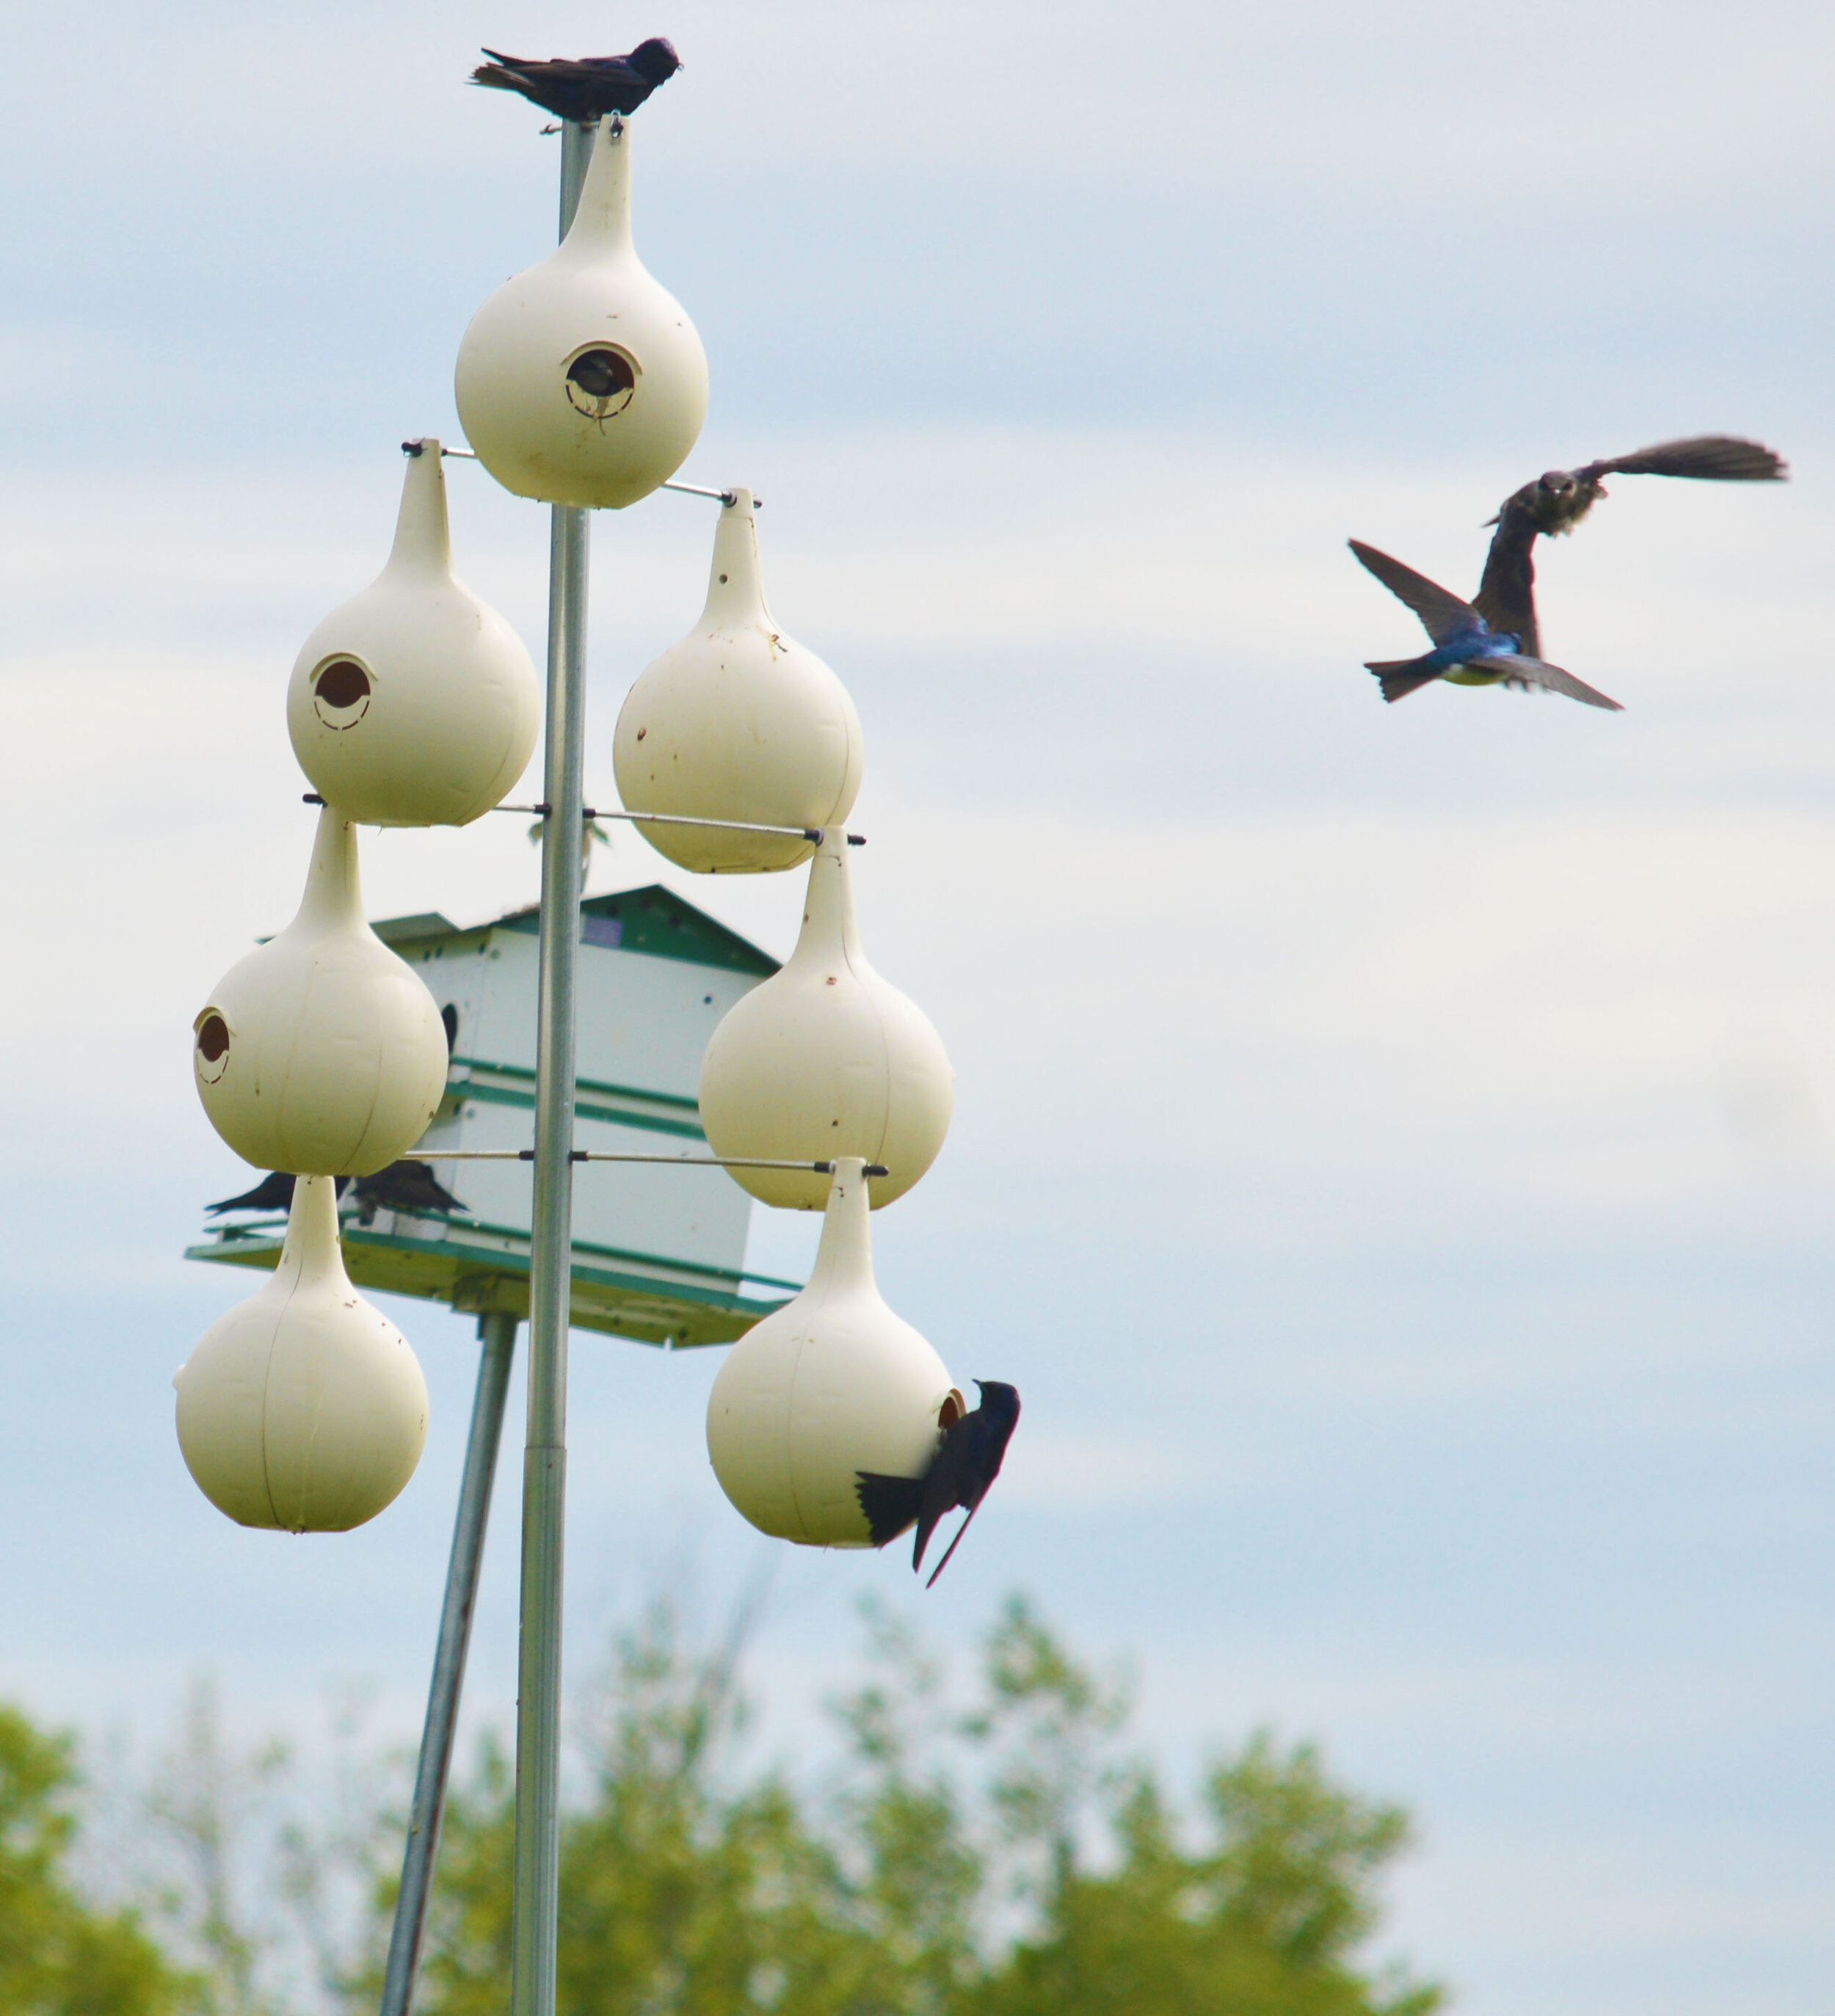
0,1702,189,2016
412,1595,1440,2016
413,1601,892,2016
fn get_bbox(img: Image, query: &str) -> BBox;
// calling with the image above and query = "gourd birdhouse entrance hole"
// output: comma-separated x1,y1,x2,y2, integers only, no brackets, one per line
455,117,708,509
191,884,799,1350
286,442,539,826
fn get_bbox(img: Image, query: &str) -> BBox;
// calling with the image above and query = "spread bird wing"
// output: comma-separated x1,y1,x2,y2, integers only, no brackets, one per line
1485,653,1624,710
855,1471,923,1547
1574,435,1788,485
1348,540,1478,645
1472,509,1542,658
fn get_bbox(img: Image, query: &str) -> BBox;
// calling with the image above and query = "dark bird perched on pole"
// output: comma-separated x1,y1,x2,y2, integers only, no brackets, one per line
1350,539,1624,710
349,1161,469,1226
470,39,683,123
206,1172,349,1215
1474,434,1787,658
857,1380,1022,1587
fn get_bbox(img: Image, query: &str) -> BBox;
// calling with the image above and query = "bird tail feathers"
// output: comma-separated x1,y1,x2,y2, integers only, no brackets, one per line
1365,659,1443,703
854,1471,923,1548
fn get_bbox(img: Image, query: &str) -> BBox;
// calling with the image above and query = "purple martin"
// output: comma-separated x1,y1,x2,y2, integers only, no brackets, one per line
349,1160,469,1227
856,1380,1022,1588
469,39,681,123
1474,434,1787,658
1350,540,1624,710
206,1172,351,1215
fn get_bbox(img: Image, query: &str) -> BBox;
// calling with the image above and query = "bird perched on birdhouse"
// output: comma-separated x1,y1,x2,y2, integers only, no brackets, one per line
857,1380,1022,1587
470,39,683,123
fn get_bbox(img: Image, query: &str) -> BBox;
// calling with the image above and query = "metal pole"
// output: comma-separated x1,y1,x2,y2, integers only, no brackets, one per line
510,114,595,2016
379,1311,517,2016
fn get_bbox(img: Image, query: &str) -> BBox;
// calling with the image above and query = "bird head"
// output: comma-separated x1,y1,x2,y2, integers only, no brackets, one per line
628,37,683,82
973,1380,1022,1423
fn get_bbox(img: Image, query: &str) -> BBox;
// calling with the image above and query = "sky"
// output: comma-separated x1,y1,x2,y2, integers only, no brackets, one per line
3,3,1834,2010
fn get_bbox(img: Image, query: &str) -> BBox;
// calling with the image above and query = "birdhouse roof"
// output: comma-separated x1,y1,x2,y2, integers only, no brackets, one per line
371,884,777,976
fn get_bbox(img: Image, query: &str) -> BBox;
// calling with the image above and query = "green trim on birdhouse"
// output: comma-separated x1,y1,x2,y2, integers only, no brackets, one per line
371,911,461,947
184,1219,793,1350
496,886,778,975
372,888,776,975
446,1068,707,1140
448,1055,702,1113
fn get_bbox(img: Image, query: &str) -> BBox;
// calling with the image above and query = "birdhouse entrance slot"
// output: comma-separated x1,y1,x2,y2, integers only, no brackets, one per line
195,1011,230,1081
564,345,638,422
313,658,373,727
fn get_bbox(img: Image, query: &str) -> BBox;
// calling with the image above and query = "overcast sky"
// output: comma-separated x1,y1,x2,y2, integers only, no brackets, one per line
3,4,1834,2012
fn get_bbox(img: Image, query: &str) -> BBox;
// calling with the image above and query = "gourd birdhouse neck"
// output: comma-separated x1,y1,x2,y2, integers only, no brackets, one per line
788,829,861,971
276,1174,343,1293
386,444,454,578
701,491,768,628
291,808,367,936
808,1158,877,1298
559,117,635,266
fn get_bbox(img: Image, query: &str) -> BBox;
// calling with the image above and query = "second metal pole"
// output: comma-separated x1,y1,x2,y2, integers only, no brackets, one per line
379,1311,517,2016
509,115,595,2016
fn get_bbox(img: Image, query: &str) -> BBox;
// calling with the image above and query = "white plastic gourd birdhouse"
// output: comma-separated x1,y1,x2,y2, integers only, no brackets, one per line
193,809,448,1176
706,1159,962,1546
174,1176,428,1532
612,490,863,872
697,830,953,1207
454,116,708,509
286,443,538,826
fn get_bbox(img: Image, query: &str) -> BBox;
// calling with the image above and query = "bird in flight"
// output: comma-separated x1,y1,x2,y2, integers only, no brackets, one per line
1350,539,1623,710
857,1380,1022,1587
470,39,682,123
1473,434,1786,659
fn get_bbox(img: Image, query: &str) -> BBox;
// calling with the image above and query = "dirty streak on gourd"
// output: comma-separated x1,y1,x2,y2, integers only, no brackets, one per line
698,830,952,1208
174,1175,429,1532
192,809,448,1176
705,1159,962,1546
286,441,538,827
613,488,863,873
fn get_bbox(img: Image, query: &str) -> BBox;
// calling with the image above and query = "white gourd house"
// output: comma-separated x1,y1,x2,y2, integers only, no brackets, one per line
178,101,981,2015
188,884,794,1347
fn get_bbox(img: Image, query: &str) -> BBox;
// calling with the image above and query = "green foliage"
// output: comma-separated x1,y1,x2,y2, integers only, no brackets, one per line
0,1599,1439,2016
0,1703,189,2016
413,1595,1439,2016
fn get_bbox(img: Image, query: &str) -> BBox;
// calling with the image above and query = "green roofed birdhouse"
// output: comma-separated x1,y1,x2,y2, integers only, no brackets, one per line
189,884,797,1348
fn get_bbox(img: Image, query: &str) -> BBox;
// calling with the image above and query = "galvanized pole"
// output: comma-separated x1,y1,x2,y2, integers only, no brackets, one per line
510,116,595,2016
379,1311,517,2016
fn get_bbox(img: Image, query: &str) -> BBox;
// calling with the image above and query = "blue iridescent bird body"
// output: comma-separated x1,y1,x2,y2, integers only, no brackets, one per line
1348,539,1624,710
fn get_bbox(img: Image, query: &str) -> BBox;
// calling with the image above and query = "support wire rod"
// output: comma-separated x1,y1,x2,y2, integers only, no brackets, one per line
378,1312,517,2016
402,1150,887,1173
